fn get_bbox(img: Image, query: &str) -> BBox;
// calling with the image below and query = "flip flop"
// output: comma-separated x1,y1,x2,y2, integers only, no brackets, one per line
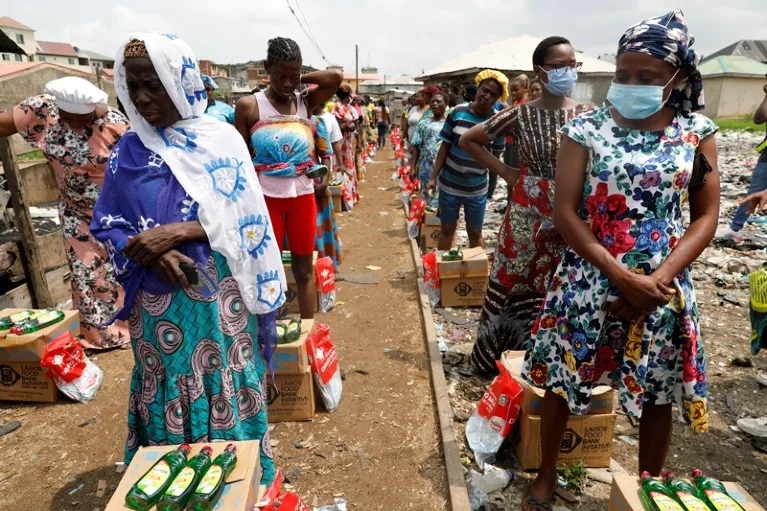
756,372,767,388
523,488,554,511
286,319,301,343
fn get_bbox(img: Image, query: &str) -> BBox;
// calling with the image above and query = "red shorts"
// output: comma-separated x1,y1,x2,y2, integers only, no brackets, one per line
265,193,317,255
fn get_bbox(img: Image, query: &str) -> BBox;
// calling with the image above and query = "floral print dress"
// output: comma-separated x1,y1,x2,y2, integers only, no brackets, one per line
523,107,717,433
13,95,130,349
411,113,445,204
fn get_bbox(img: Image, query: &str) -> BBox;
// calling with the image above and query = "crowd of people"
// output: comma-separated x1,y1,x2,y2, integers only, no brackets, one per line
1,6,767,510
0,33,383,489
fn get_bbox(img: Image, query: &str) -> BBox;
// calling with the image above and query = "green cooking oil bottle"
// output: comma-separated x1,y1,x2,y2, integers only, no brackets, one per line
156,446,214,511
187,443,238,511
124,444,191,511
640,471,685,511
692,469,746,511
662,471,710,511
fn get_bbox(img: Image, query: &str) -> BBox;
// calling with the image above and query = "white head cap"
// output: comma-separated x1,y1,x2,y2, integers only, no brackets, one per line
44,77,108,114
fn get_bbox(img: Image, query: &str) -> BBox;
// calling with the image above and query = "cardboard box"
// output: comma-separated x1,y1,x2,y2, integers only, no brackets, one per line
437,247,489,307
420,211,441,251
0,309,80,403
267,367,315,422
515,411,617,470
501,351,615,415
609,474,765,511
329,185,343,213
273,319,313,374
106,440,262,511
283,252,318,315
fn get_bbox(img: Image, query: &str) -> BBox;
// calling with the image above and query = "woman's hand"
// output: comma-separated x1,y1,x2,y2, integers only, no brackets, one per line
614,271,675,316
151,250,194,288
126,222,206,265
741,190,767,215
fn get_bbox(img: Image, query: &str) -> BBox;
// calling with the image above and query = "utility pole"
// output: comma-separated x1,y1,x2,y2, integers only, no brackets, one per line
355,44,359,95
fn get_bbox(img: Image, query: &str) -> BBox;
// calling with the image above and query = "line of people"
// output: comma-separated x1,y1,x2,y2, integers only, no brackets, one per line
0,33,381,489
395,10,721,510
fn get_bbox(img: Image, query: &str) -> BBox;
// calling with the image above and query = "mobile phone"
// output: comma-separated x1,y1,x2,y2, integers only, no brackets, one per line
179,262,199,285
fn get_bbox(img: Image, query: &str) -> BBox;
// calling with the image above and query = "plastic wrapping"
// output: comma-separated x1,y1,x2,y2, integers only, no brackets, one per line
315,257,336,313
407,198,427,239
40,332,103,403
307,324,343,412
422,251,441,307
465,362,523,468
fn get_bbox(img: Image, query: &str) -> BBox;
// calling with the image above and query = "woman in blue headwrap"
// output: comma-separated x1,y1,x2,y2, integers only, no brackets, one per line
522,11,720,509
202,74,235,124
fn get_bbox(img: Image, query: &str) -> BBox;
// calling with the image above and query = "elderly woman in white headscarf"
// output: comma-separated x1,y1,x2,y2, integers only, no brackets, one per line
0,77,130,350
90,34,286,484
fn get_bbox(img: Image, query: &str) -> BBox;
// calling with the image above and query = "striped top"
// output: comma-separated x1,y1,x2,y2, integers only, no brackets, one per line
437,104,505,198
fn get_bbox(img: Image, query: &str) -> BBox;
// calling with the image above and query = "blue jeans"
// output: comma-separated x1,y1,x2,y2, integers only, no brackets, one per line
731,152,767,231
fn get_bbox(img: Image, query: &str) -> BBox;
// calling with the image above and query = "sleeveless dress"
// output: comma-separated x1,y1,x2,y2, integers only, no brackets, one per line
523,107,717,433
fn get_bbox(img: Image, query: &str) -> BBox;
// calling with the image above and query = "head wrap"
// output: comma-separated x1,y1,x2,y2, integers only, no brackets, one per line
617,9,704,113
474,69,509,102
44,76,108,114
114,33,286,317
422,85,440,96
201,74,218,90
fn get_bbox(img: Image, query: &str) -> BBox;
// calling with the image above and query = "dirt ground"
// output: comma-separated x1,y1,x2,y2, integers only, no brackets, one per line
0,147,449,511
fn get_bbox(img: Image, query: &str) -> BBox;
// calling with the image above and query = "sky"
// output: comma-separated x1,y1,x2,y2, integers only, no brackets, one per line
4,0,767,78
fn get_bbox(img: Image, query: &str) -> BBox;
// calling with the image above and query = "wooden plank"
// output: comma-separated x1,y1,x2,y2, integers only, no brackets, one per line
10,134,37,157
402,200,471,511
36,231,67,270
0,137,53,307
20,161,58,205
0,265,71,310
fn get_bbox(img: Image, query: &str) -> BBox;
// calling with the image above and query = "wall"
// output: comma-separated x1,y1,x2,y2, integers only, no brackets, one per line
0,27,36,58
705,75,766,118
0,66,117,111
572,75,612,106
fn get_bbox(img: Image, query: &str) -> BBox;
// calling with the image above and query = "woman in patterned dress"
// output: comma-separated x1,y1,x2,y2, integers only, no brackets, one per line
522,11,720,509
0,79,130,350
333,86,360,207
461,37,585,375
410,90,448,206
91,34,286,485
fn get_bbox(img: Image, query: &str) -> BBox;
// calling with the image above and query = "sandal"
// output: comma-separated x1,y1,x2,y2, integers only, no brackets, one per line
523,488,554,511
286,318,301,343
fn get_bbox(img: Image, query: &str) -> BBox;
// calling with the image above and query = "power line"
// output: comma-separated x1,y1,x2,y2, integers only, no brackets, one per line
283,0,329,65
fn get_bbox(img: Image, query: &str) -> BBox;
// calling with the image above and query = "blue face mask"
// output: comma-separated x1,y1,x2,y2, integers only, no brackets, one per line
541,67,578,96
606,71,679,120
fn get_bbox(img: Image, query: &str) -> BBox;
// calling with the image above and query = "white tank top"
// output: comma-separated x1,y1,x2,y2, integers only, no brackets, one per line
254,90,314,198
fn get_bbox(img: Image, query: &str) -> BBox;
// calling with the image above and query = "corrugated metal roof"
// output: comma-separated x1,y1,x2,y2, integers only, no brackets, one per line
704,40,767,64
37,40,79,58
0,61,95,78
419,34,615,80
700,55,767,77
78,49,114,62
0,17,34,32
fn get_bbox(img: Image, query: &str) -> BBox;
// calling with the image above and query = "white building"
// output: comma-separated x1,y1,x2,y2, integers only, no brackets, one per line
0,16,36,62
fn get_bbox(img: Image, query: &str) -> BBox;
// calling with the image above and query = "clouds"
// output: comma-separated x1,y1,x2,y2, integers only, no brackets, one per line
8,0,767,77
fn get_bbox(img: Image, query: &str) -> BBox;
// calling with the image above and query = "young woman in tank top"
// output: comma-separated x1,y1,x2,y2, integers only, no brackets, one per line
235,37,342,320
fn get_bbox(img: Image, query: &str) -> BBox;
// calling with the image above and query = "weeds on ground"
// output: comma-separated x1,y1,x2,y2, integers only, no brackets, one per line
714,116,764,134
557,459,587,492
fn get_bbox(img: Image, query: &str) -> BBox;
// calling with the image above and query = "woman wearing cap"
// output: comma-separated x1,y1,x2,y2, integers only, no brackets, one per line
520,12,719,509
235,37,342,320
462,37,586,376
91,34,286,484
0,77,130,350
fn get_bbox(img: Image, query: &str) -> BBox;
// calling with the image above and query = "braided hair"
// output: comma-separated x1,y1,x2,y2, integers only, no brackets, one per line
267,37,302,63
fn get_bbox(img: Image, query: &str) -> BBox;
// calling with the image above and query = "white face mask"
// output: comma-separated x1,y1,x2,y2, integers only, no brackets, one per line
607,70,679,120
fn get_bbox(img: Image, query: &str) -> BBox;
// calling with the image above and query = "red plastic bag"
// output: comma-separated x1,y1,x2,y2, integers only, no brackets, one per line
275,492,311,511
40,331,85,383
306,324,342,412
315,257,336,313
255,470,283,510
408,198,427,239
422,251,441,307
465,361,524,467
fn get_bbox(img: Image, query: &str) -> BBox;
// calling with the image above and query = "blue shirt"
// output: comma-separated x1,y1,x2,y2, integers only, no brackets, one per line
437,104,505,198
205,100,235,124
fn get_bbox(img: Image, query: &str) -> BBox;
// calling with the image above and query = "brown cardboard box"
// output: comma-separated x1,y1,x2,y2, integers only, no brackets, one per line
283,252,318,315
267,367,315,422
609,474,765,511
273,319,313,374
329,185,343,213
105,441,262,511
420,210,441,251
501,351,615,415
0,309,80,403
516,411,617,470
437,247,489,307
